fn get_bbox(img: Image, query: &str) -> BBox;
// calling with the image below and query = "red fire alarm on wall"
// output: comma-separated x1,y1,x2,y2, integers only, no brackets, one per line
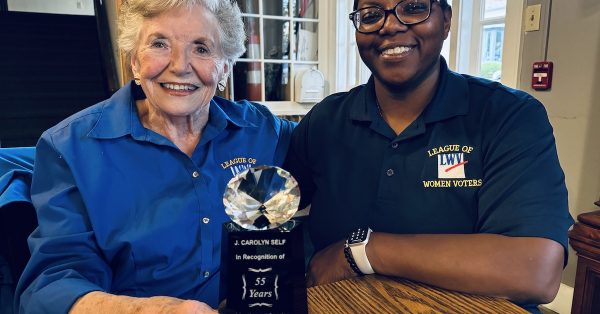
532,61,553,90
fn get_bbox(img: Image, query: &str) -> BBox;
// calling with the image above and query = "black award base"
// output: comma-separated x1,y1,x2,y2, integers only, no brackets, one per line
220,220,307,314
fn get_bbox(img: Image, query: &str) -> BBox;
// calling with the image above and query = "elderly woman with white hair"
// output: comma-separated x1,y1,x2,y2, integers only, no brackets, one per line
15,1,294,313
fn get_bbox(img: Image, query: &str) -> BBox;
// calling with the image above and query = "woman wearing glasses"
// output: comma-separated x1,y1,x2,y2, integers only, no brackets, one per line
285,0,572,312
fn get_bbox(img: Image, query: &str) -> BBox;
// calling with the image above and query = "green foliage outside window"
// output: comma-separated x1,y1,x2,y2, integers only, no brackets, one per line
480,61,502,81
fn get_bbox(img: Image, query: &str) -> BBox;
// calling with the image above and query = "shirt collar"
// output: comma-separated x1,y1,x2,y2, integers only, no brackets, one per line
421,57,469,123
348,57,469,124
88,82,256,140
348,76,378,122
198,97,258,146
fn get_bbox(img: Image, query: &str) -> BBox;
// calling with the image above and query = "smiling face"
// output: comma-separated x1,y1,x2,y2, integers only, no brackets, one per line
131,4,227,118
355,0,451,90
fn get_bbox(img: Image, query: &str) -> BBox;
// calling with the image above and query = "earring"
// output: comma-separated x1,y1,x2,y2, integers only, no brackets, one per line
133,77,141,86
218,79,226,92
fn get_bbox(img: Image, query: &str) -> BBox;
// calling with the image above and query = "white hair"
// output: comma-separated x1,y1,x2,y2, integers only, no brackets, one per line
118,0,246,65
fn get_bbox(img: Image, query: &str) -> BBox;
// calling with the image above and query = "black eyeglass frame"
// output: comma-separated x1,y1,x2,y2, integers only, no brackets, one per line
348,0,437,34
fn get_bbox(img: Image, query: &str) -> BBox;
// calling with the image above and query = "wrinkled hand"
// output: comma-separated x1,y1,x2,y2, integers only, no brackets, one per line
306,239,358,287
69,292,217,314
143,296,217,314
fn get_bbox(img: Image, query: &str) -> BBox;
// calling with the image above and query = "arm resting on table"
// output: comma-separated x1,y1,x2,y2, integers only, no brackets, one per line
367,233,563,304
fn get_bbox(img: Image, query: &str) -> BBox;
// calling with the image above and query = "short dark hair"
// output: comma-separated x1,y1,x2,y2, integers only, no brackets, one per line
352,0,449,11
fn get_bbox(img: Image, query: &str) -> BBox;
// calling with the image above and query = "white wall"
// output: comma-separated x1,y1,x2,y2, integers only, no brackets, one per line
7,0,94,16
518,0,600,291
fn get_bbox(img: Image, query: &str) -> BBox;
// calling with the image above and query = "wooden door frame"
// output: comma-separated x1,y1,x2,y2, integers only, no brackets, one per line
115,0,134,85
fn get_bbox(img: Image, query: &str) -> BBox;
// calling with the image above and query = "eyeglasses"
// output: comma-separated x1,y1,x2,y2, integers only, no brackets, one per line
349,0,436,34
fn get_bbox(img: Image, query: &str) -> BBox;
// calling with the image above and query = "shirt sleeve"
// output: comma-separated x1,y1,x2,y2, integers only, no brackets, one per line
15,134,112,314
0,148,34,207
477,96,574,263
273,117,297,166
283,110,316,210
249,101,297,166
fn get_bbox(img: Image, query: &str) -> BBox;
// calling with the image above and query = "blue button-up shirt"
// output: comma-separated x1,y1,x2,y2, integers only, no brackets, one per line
15,83,295,314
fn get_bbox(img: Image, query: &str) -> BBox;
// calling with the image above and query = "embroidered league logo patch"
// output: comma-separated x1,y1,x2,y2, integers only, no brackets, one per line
424,144,482,188
220,156,258,176
437,153,468,179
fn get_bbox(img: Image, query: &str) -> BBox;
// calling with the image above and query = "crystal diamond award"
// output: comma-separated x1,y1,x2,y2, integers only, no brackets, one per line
223,166,300,230
219,166,307,314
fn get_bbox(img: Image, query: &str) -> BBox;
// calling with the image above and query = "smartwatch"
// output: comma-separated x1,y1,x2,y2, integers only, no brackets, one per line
347,227,375,275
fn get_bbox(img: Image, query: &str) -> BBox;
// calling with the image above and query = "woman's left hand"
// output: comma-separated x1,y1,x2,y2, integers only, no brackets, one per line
306,239,358,287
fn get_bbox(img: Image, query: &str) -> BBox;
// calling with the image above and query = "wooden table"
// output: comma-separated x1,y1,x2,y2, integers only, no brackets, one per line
307,275,528,313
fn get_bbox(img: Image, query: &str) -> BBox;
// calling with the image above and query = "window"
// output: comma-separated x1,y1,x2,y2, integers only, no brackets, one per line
334,0,370,92
453,0,507,80
450,0,524,87
479,0,506,80
221,0,331,115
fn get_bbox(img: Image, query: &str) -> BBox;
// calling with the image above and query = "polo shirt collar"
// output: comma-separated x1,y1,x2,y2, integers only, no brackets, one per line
88,82,255,141
421,57,469,123
348,77,378,122
348,57,469,125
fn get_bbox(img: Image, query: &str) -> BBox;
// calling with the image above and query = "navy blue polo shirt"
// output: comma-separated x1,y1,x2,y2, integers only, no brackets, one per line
285,59,573,260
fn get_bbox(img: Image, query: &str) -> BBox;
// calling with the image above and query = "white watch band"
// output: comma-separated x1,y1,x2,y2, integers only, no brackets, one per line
349,232,375,275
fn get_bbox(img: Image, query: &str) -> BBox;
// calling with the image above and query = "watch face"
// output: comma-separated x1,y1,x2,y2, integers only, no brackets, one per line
348,227,369,245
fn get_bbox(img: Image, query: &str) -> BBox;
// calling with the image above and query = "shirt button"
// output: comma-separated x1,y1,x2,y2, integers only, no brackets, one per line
204,271,210,277
202,217,210,224
192,171,200,178
386,169,394,176
391,143,399,149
